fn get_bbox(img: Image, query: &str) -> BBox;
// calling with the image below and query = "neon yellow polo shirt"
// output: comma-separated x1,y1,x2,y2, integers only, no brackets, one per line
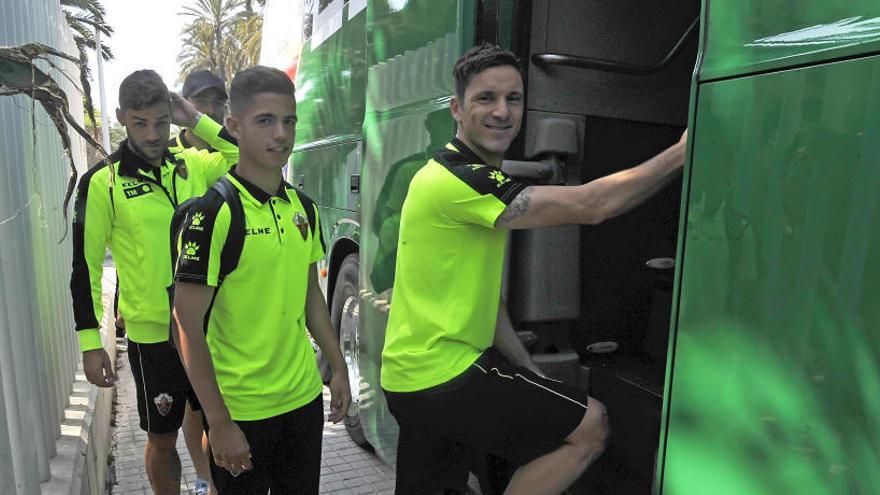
174,169,325,421
380,139,526,392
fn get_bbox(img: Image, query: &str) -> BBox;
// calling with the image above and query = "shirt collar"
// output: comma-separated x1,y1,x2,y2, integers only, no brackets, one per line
117,139,176,178
228,168,290,205
435,137,488,167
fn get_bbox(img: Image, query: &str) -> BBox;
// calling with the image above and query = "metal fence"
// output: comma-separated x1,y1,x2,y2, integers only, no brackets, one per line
0,0,89,492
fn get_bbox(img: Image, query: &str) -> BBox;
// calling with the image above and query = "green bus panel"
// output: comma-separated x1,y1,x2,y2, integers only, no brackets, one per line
291,141,361,212
290,141,360,297
294,2,367,149
292,0,366,271
661,54,880,494
701,0,880,81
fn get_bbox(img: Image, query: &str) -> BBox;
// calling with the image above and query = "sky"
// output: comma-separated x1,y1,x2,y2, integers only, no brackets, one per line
87,0,189,125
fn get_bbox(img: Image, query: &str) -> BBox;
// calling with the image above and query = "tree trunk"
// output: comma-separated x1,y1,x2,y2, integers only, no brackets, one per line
215,23,225,82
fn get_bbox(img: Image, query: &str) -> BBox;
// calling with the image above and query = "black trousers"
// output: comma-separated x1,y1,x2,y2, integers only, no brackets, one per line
207,395,323,494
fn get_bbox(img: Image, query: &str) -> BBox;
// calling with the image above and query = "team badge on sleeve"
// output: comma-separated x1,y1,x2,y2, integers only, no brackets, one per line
488,169,511,188
293,211,309,240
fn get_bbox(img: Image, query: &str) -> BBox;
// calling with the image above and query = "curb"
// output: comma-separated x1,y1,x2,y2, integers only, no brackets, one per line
41,267,117,495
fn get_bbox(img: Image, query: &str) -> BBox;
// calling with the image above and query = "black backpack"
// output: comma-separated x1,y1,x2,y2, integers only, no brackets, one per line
167,177,245,342
167,177,319,341
171,176,246,282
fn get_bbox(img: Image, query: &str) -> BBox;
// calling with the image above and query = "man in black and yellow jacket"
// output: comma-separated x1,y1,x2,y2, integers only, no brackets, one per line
70,69,237,495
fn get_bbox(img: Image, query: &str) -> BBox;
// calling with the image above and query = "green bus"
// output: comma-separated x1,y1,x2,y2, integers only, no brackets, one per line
260,0,880,492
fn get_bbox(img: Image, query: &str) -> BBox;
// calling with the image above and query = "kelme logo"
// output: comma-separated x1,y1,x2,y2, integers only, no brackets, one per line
488,170,510,188
245,226,273,236
189,211,205,231
182,241,201,261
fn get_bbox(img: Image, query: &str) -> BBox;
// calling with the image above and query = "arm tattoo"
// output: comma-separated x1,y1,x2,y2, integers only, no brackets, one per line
499,186,533,224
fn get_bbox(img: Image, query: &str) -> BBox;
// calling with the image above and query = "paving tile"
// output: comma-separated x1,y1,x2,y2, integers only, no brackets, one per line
107,341,396,494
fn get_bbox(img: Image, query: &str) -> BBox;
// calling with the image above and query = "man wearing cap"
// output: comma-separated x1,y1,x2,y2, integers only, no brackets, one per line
170,69,230,154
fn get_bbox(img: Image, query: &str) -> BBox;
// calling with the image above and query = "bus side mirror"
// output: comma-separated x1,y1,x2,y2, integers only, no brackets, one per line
502,118,578,184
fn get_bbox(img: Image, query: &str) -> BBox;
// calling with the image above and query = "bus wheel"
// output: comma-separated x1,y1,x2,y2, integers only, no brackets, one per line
331,254,369,448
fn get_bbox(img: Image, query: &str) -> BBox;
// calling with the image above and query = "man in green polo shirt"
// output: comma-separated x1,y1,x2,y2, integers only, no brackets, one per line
381,43,688,494
172,66,352,494
165,67,229,495
71,69,237,495
168,69,229,155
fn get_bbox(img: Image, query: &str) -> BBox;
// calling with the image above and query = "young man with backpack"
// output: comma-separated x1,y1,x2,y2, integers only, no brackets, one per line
71,69,237,495
167,67,230,495
172,66,352,494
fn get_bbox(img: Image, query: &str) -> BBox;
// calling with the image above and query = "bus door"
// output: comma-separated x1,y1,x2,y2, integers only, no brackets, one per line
492,0,699,492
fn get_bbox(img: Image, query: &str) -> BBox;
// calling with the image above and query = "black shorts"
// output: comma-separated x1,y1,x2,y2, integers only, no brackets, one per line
384,347,587,495
127,339,198,434
206,395,324,495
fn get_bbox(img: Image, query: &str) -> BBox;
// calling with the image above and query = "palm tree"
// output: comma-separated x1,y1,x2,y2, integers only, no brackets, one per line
243,0,266,16
178,0,241,83
178,20,227,80
233,9,262,69
177,0,264,85
60,0,113,136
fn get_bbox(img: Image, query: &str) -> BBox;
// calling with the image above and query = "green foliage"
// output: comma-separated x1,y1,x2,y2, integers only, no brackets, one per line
61,0,113,141
109,123,126,150
177,0,263,85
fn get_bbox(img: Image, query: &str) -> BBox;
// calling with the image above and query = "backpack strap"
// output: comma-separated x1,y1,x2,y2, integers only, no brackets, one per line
210,176,246,282
170,196,199,269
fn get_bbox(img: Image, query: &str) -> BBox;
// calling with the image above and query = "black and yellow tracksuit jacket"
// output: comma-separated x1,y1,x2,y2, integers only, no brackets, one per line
71,116,238,352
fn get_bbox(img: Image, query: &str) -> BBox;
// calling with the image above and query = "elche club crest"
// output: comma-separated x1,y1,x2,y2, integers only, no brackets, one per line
153,392,174,416
293,211,309,240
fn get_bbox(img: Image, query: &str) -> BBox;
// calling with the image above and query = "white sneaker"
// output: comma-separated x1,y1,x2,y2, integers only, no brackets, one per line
193,479,210,495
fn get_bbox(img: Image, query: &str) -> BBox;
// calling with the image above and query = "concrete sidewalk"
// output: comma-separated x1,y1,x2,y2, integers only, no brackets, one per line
106,340,395,494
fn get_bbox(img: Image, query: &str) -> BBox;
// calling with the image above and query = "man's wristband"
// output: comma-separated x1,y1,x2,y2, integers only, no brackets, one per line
190,111,204,128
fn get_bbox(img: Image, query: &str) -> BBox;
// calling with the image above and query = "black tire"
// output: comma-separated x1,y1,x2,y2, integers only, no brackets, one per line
316,254,357,382
329,254,370,448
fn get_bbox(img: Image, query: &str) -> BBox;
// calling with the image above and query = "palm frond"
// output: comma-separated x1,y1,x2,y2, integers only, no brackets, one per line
61,0,114,69
60,0,107,18
1,43,109,238
64,11,113,37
